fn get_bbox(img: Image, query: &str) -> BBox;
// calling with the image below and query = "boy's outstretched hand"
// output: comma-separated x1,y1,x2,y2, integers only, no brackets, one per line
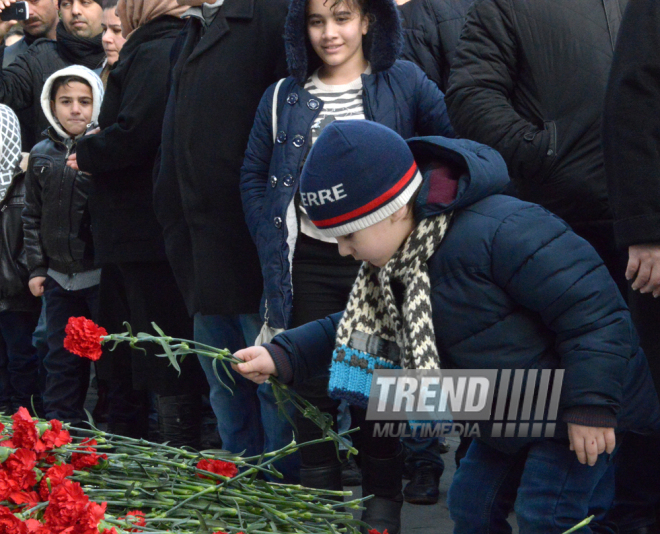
567,423,616,466
232,346,278,384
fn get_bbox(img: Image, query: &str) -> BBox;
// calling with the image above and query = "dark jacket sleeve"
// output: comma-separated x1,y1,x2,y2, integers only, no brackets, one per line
21,156,47,279
240,83,277,244
603,0,660,249
399,0,470,93
76,47,170,174
0,44,38,112
266,312,342,386
445,0,553,183
412,62,455,138
490,204,634,419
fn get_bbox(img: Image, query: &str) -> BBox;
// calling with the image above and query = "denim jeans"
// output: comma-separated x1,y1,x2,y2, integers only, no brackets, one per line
32,297,48,394
194,313,300,483
448,438,619,534
42,277,99,425
607,431,660,531
0,310,40,411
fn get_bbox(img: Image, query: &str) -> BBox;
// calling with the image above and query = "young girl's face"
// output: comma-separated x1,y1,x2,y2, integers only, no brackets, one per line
50,82,94,137
307,0,369,73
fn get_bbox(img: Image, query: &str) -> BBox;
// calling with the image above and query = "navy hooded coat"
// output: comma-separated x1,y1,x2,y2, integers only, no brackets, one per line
240,0,454,330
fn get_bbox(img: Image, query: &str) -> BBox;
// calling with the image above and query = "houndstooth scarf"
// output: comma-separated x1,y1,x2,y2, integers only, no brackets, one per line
335,213,452,371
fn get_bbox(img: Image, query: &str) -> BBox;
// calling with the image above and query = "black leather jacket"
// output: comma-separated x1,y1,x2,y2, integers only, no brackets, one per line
0,169,40,312
22,128,95,277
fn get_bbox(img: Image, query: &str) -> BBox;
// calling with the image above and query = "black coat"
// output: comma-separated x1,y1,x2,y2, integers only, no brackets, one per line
22,130,95,277
154,0,289,316
76,16,186,265
445,0,627,239
398,0,472,92
0,169,40,313
0,23,105,151
603,0,660,249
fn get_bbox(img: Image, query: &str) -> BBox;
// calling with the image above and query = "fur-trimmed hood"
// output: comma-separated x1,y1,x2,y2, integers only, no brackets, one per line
285,0,403,84
40,65,104,140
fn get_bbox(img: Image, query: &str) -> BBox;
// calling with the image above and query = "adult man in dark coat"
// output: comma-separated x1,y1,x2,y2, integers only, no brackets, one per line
0,0,59,151
445,0,628,291
603,1,660,532
0,0,104,150
154,0,298,481
0,0,59,67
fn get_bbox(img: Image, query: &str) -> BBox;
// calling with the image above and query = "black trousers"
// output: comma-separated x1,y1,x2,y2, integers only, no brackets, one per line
291,234,399,467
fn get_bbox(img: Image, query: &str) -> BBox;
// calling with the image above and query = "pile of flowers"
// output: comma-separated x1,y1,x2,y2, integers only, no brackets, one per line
0,406,366,533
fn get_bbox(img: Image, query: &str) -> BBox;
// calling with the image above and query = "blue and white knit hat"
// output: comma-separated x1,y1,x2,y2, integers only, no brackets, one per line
300,120,423,238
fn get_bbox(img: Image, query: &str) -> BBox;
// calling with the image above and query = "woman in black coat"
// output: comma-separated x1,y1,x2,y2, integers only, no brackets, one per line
70,0,204,447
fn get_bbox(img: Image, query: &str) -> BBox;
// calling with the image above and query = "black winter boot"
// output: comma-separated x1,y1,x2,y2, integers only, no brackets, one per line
156,394,202,449
360,448,404,534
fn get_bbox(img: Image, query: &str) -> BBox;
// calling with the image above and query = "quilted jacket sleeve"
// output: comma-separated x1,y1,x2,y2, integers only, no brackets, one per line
603,0,660,249
445,0,553,182
240,83,276,245
490,204,634,417
0,44,38,112
412,62,455,138
21,156,47,279
267,312,342,387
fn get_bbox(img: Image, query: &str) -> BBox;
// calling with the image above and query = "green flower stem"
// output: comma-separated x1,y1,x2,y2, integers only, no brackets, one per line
562,516,594,534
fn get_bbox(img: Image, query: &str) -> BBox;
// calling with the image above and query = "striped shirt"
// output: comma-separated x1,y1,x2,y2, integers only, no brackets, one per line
304,68,369,143
300,67,370,242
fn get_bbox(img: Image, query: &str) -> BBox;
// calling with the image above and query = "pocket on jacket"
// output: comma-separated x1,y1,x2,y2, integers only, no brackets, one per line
535,120,559,184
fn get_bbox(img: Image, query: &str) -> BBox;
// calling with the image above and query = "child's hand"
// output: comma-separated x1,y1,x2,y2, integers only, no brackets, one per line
232,346,278,384
66,154,79,172
28,276,46,297
567,423,616,466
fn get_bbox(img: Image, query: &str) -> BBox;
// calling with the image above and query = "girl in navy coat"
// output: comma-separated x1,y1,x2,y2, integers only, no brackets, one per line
240,0,454,519
236,120,660,534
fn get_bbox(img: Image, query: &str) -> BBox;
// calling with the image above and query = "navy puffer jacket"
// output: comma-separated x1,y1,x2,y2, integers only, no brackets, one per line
240,0,454,330
267,136,660,453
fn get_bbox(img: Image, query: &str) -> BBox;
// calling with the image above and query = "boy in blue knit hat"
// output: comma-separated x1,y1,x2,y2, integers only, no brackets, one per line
234,120,660,534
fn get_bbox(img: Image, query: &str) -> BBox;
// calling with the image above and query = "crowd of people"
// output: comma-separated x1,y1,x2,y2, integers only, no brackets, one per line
0,0,658,533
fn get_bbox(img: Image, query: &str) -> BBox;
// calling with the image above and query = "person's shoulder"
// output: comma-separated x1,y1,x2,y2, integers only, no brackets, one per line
463,195,559,226
383,59,425,78
29,137,59,159
25,37,57,55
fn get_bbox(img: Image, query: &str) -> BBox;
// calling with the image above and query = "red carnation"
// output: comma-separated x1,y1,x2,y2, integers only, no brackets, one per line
0,471,18,501
4,449,38,491
119,510,146,532
24,519,50,534
41,421,71,450
0,505,27,534
368,530,389,534
99,529,118,534
10,490,40,507
64,317,107,361
42,479,107,534
196,459,239,483
71,439,107,471
8,408,44,452
39,464,74,501
0,421,4,434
